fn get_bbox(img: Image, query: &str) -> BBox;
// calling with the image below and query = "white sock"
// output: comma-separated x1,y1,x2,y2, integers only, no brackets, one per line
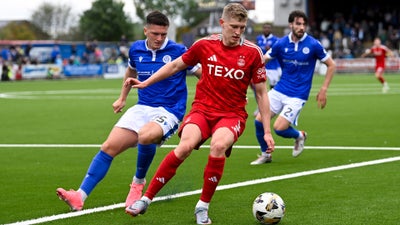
77,189,88,202
261,152,271,157
141,196,152,205
133,176,145,184
196,200,209,209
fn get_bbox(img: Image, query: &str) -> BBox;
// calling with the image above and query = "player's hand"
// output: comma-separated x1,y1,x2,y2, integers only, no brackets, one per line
124,77,147,89
264,132,275,152
262,54,268,64
112,98,126,113
316,90,327,109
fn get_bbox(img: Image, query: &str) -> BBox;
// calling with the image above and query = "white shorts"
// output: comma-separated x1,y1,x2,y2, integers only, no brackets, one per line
266,68,282,86
115,104,180,144
268,89,306,126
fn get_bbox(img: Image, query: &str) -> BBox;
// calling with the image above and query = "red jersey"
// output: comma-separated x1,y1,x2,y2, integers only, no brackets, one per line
182,34,266,119
370,45,389,69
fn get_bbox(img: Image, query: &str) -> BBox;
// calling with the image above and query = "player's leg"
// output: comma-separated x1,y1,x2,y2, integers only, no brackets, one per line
251,89,278,165
266,68,281,90
57,127,138,211
251,113,274,165
126,108,180,206
124,143,155,207
273,97,307,157
195,129,230,224
57,105,145,211
80,127,138,197
376,67,389,93
194,116,244,224
126,113,206,217
375,67,385,83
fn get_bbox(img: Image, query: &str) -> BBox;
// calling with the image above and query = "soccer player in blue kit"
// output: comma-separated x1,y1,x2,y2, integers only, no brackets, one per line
256,23,281,89
56,11,200,211
251,10,336,165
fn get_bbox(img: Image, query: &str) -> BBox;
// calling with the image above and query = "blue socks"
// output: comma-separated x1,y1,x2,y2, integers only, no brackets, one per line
135,144,156,179
274,126,300,139
78,144,156,197
255,119,301,152
255,120,268,152
79,150,113,196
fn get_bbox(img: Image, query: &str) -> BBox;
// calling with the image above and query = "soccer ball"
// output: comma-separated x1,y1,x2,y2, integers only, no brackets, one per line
252,192,286,224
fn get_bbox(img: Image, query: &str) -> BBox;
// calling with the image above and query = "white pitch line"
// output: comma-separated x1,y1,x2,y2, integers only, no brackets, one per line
4,155,400,225
0,144,399,151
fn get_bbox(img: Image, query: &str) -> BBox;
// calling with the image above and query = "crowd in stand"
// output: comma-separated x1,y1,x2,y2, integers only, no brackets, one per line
0,37,130,66
0,37,130,81
308,6,400,59
2,6,400,80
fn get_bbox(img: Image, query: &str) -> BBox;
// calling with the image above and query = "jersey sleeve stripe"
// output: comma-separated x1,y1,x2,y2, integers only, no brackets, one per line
244,41,264,64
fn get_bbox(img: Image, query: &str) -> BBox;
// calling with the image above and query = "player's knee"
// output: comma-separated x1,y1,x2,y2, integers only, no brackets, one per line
137,132,158,145
138,124,163,145
210,142,230,157
273,123,285,131
101,142,122,157
174,145,194,159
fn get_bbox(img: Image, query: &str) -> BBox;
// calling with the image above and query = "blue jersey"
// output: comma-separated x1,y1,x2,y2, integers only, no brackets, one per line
256,34,280,70
128,39,188,120
266,33,329,100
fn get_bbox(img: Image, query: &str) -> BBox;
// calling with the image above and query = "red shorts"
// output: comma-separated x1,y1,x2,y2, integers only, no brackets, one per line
178,110,246,157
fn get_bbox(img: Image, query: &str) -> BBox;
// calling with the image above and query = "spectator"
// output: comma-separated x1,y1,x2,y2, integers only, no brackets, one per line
94,47,104,64
51,45,60,63
1,62,10,81
120,34,129,47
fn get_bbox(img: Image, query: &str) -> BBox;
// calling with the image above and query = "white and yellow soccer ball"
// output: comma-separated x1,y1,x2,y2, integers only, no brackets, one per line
252,192,286,224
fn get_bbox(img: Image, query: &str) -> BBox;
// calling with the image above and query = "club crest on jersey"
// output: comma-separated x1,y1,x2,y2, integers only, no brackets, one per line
237,56,245,67
163,55,172,63
302,47,310,54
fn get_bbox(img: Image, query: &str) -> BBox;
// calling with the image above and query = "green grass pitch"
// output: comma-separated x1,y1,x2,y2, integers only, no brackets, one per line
0,73,399,225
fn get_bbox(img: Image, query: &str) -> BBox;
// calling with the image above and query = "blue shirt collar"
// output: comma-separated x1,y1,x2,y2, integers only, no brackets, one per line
145,37,169,51
288,32,307,43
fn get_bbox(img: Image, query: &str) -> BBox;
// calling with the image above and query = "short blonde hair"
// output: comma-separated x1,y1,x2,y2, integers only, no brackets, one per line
222,3,248,22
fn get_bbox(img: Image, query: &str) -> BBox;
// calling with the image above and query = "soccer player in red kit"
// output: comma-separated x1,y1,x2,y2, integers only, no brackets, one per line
361,37,394,93
124,3,275,224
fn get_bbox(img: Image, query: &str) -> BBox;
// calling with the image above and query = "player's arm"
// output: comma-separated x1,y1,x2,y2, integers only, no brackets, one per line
384,46,395,58
361,48,371,58
263,46,276,64
126,56,188,89
192,63,202,79
263,53,272,64
316,57,336,109
253,81,275,152
113,67,138,113
124,66,138,80
186,63,202,79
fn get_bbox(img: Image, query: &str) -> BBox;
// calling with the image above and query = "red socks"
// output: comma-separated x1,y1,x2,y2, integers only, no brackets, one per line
144,151,183,200
200,155,226,203
144,152,226,203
